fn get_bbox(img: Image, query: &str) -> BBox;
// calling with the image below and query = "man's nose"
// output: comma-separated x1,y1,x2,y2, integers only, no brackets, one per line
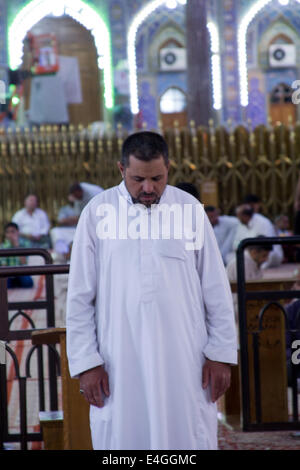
142,180,154,193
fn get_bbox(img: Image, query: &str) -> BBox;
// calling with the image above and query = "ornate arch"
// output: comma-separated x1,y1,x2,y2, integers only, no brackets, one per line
8,0,114,109
127,0,221,114
238,0,300,107
147,21,185,73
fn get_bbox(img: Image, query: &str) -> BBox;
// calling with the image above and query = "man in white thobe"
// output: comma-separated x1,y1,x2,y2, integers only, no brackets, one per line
50,203,78,257
66,132,237,450
68,181,104,216
232,204,283,269
12,194,51,248
226,240,272,324
204,206,239,265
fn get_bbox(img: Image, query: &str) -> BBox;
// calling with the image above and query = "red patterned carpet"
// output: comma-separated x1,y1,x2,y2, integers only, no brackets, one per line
218,422,300,450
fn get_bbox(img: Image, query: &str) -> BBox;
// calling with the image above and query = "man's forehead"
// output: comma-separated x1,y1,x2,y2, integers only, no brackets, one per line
126,155,167,174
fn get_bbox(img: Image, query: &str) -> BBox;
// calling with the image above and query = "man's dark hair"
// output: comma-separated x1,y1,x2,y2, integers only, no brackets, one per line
240,207,254,218
243,194,261,204
248,235,273,252
205,205,217,213
4,222,19,232
69,182,82,194
175,182,199,200
121,131,169,168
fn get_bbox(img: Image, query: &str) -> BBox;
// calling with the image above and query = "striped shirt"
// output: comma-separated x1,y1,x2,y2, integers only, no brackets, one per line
0,239,31,267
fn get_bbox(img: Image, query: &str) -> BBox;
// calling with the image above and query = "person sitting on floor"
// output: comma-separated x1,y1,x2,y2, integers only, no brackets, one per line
68,182,104,217
50,182,102,260
274,214,293,237
226,236,273,282
0,222,33,288
50,199,78,257
205,205,239,265
242,194,262,214
230,204,283,269
12,194,51,249
57,200,78,227
226,236,272,327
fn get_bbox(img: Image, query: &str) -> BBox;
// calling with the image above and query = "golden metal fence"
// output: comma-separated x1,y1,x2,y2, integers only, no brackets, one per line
0,121,299,237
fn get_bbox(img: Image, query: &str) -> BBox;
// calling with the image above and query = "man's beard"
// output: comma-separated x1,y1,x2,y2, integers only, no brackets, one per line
131,192,160,208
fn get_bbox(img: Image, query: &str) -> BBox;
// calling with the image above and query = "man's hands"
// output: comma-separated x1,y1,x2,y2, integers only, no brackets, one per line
79,365,110,408
57,216,79,227
20,233,41,242
202,359,231,403
79,361,230,407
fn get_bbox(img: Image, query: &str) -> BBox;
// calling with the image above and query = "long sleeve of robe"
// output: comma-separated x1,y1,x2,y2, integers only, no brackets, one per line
66,182,237,450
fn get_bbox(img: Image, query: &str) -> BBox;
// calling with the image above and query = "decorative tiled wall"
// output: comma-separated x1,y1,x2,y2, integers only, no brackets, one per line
135,3,186,128
245,1,300,125
5,0,300,128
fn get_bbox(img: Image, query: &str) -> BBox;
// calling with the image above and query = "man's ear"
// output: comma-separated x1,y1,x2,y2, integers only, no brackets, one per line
117,161,125,178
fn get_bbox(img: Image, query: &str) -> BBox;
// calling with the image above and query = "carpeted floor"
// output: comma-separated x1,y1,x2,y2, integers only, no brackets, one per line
218,421,300,450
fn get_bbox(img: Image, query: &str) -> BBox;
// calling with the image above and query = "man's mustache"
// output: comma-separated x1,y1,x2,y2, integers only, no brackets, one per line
138,193,157,198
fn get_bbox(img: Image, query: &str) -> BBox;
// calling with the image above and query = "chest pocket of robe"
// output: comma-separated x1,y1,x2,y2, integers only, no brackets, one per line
155,239,188,261
139,239,187,303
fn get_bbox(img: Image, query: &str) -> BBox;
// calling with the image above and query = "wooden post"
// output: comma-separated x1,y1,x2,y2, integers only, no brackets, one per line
245,283,288,423
226,280,290,427
32,328,92,450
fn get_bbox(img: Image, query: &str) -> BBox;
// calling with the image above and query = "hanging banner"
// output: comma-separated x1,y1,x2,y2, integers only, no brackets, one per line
57,56,82,104
29,75,69,124
28,33,59,75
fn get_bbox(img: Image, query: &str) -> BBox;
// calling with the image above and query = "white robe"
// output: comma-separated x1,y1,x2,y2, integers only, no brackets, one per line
213,215,239,264
232,214,283,268
66,181,237,450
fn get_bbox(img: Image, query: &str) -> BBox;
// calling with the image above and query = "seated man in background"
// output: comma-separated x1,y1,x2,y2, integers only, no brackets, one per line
232,204,283,269
274,214,293,237
56,200,78,227
242,194,262,214
0,222,33,288
68,182,104,216
226,236,273,282
50,199,78,258
205,205,239,264
175,182,200,200
226,237,272,326
50,183,103,259
232,205,259,254
12,194,51,249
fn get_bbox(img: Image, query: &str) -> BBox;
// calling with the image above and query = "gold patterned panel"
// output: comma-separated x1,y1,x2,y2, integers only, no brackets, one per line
0,121,299,238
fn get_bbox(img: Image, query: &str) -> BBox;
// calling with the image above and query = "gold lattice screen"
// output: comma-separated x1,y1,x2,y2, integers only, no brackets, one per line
0,122,299,236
